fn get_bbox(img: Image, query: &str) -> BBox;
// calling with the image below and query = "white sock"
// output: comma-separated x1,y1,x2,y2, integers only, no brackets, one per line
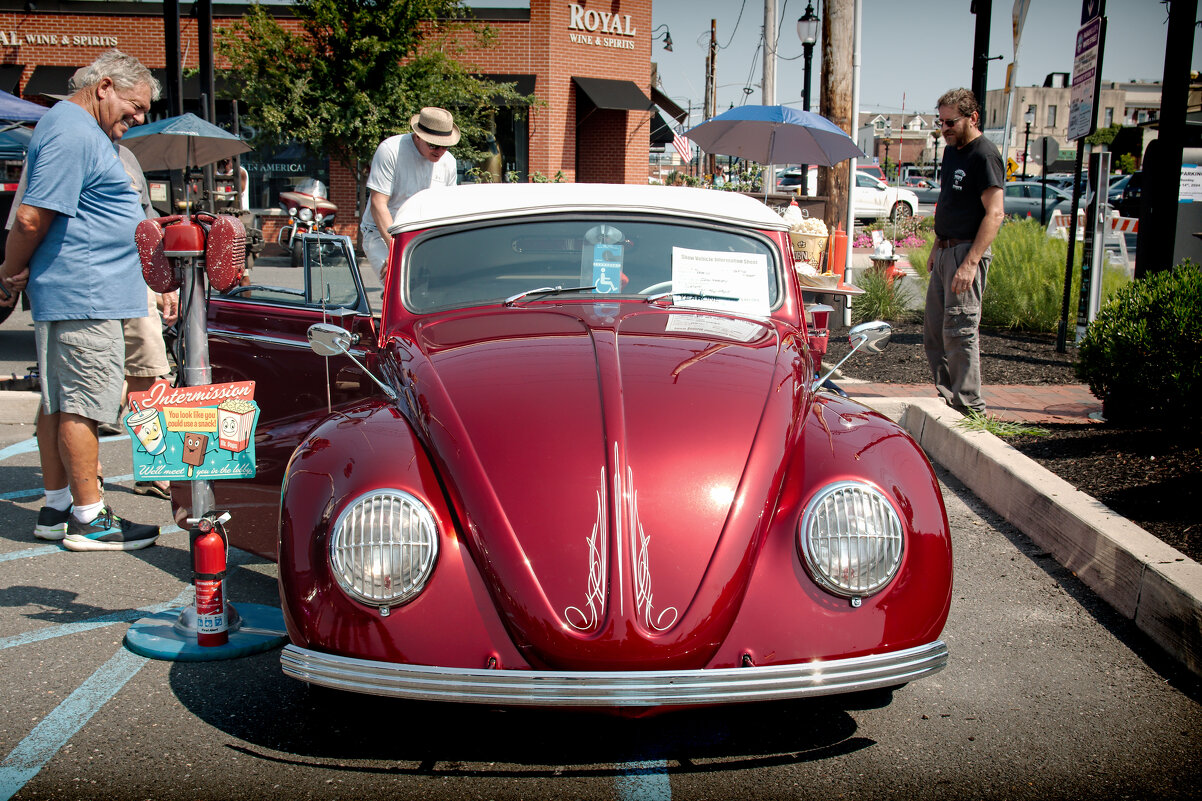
73,500,105,524
44,487,72,511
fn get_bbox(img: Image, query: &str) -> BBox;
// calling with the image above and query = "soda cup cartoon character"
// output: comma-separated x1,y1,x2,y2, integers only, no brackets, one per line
127,408,166,457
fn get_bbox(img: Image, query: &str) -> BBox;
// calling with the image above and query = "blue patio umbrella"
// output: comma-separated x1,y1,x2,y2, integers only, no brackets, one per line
121,112,250,171
685,105,865,167
0,90,48,123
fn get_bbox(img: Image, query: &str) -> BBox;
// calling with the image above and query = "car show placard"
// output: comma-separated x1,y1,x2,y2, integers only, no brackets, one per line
125,379,259,481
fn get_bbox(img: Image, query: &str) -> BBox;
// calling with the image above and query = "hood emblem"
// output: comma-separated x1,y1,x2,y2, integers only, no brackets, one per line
566,445,679,633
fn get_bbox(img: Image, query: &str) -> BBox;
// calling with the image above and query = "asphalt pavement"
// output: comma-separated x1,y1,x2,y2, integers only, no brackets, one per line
0,422,1198,799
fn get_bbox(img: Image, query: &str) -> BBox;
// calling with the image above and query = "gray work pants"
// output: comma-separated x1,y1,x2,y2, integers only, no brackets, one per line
923,241,989,413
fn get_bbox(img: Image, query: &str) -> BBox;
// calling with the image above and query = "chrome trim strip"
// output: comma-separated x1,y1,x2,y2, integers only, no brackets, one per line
210,328,369,359
281,640,947,706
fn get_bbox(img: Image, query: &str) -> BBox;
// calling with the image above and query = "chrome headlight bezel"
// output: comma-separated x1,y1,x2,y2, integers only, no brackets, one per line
329,489,439,608
798,480,904,599
298,207,314,222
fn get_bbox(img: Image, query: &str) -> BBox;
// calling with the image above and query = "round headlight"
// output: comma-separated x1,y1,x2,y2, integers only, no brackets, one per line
799,481,903,598
298,207,314,222
329,490,439,607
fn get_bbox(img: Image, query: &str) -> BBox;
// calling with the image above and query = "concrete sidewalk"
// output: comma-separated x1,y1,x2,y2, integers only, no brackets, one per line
843,381,1102,425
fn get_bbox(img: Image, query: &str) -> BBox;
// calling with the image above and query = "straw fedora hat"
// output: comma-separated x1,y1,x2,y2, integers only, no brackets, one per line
409,107,461,147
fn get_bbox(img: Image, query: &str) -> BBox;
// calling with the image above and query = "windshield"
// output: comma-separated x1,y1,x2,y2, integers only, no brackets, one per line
401,218,781,316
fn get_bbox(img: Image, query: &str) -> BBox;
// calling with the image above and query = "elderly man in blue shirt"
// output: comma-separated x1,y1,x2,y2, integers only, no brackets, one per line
0,50,162,551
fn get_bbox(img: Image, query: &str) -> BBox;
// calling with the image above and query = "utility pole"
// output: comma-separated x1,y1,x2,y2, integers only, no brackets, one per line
701,19,711,179
1135,0,1198,276
763,0,777,193
971,0,992,119
821,0,854,228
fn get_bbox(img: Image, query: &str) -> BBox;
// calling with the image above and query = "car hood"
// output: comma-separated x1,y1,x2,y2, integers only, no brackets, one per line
398,305,807,669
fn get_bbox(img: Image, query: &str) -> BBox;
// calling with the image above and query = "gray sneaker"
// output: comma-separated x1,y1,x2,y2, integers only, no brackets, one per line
64,507,159,551
34,505,72,540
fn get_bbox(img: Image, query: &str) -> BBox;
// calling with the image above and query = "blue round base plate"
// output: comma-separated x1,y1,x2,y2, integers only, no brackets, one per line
124,602,288,662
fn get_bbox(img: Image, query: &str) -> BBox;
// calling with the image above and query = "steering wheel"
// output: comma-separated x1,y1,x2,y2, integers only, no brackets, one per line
639,280,672,295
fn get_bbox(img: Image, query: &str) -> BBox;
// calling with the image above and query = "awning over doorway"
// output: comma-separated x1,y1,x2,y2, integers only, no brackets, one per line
650,111,675,144
0,65,23,97
573,77,651,111
651,87,687,124
23,65,80,99
485,73,536,103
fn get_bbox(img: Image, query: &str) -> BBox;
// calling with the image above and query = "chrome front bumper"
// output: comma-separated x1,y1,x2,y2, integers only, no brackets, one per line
281,640,947,706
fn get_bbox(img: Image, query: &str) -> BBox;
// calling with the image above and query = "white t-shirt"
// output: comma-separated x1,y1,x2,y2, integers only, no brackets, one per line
362,133,456,231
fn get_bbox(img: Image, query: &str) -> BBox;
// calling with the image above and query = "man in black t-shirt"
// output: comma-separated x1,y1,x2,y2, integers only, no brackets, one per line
925,88,1005,414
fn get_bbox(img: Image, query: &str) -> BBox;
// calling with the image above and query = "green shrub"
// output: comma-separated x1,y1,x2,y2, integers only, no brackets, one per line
1075,260,1202,426
850,267,917,324
981,217,1128,331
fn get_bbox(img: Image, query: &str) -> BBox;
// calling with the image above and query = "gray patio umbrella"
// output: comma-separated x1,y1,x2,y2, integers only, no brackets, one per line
685,105,865,166
120,112,249,170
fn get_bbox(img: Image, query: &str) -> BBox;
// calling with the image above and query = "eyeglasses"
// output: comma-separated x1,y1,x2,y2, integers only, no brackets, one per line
939,117,963,128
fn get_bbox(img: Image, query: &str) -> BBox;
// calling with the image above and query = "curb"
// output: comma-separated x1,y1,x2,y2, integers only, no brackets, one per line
0,391,39,425
864,396,1202,680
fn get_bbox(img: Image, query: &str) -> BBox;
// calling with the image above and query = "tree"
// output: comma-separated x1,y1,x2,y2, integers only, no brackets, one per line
217,0,534,211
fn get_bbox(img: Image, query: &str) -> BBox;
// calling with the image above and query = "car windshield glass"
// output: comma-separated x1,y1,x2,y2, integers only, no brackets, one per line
402,218,781,315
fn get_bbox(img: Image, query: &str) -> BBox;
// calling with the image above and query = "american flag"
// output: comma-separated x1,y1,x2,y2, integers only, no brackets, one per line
673,131,692,162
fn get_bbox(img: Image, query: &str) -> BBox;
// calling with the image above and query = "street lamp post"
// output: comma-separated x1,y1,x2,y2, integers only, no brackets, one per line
796,1,819,195
1022,109,1035,182
883,121,892,182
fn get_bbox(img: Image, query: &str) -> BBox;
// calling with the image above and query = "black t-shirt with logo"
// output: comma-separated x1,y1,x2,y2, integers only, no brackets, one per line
934,134,1005,240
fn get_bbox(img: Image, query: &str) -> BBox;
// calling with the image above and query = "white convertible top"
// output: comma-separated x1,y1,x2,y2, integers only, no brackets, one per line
389,183,790,234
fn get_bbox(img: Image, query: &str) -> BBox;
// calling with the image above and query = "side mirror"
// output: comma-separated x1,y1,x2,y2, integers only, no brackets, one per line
852,320,892,354
307,322,353,357
306,322,397,401
811,321,892,393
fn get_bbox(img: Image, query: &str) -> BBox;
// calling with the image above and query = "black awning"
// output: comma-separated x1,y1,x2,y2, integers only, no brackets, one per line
573,77,651,111
23,66,81,99
650,111,675,144
0,65,23,97
651,87,688,124
481,73,536,106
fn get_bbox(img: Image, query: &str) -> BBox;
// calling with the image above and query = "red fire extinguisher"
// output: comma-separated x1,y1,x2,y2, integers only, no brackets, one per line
192,511,231,647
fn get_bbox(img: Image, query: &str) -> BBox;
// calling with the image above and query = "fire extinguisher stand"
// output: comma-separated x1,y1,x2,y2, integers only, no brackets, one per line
125,248,287,662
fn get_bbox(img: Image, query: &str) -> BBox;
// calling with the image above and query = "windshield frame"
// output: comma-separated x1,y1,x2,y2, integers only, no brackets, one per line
391,212,787,318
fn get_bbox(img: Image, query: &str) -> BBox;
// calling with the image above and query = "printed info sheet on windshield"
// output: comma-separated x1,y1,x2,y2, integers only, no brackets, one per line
670,247,770,317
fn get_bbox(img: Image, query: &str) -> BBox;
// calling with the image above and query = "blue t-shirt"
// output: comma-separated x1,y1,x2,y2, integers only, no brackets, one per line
22,101,147,321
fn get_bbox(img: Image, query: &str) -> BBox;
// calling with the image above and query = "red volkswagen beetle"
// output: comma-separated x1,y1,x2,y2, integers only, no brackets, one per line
194,183,952,709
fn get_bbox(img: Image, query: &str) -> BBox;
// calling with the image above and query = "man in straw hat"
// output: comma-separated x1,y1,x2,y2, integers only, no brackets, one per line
360,106,460,280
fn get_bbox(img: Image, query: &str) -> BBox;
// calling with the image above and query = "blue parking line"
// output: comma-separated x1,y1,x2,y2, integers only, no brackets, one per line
0,647,148,801
616,760,672,801
2,474,135,501
0,434,129,464
0,545,62,563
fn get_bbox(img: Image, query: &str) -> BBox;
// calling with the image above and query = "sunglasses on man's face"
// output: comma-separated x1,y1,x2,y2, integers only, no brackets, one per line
939,117,963,128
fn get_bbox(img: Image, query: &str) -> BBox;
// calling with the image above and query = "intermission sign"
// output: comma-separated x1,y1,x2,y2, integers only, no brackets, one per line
567,3,636,50
0,31,118,47
125,379,260,482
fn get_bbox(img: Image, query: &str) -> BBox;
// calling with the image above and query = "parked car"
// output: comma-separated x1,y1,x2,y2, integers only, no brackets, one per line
905,177,942,205
184,183,953,710
1003,180,1073,224
853,171,920,220
1116,171,1142,218
857,164,885,182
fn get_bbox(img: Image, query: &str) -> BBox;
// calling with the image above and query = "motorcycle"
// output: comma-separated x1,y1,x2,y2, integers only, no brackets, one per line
276,178,337,268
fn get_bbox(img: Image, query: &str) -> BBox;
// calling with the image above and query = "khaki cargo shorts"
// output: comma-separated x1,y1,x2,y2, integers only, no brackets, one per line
35,318,125,424
122,286,169,378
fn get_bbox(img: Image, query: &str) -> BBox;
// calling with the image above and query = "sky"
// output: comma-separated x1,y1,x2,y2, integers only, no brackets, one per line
646,0,1200,125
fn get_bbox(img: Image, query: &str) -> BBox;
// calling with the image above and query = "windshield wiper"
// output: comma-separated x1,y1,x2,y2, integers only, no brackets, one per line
504,285,597,306
646,291,739,304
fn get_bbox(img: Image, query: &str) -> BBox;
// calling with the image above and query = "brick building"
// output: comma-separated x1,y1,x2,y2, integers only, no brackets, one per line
0,0,660,238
